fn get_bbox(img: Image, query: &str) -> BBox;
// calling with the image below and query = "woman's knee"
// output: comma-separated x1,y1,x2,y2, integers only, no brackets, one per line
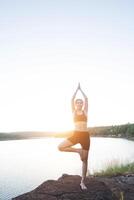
58,144,64,151
81,150,89,161
58,139,72,151
81,155,88,162
82,157,88,162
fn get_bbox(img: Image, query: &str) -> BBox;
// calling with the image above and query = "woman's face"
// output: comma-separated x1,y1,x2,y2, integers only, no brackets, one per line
75,99,83,110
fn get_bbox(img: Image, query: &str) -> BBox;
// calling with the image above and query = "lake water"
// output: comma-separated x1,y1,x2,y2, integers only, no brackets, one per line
0,137,134,200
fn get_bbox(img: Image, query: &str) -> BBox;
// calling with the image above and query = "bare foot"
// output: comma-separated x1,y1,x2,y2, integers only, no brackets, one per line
80,181,87,190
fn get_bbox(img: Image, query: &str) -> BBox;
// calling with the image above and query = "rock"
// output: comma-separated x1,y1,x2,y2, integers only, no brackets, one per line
96,174,134,200
12,174,118,200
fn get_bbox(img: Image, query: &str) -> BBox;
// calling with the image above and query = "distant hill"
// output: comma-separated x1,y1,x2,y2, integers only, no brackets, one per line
0,131,55,141
0,123,134,141
89,123,134,139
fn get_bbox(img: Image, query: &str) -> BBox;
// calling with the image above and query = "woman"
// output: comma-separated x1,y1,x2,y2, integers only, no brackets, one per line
58,83,90,190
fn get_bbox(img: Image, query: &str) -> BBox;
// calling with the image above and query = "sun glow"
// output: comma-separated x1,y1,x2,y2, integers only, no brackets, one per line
1,65,134,132
0,0,134,132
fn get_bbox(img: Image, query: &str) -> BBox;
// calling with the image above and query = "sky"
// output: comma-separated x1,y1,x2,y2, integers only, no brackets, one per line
0,0,134,132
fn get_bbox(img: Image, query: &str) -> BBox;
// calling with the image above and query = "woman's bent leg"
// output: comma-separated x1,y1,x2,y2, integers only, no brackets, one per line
58,139,79,153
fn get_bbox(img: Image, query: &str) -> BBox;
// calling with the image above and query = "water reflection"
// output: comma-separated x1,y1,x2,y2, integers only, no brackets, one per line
0,137,134,200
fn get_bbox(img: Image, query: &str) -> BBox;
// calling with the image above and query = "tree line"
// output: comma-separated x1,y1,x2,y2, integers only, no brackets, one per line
89,123,134,138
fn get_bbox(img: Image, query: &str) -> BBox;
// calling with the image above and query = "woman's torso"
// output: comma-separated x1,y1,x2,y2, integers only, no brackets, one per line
73,110,88,132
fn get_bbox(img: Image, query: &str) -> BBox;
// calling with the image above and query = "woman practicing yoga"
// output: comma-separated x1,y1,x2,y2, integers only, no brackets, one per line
58,83,90,190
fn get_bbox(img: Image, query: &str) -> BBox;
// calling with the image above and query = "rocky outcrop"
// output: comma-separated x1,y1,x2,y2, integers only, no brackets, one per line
12,173,134,200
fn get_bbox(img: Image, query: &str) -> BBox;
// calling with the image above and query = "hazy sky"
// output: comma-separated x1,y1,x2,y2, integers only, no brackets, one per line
0,0,134,132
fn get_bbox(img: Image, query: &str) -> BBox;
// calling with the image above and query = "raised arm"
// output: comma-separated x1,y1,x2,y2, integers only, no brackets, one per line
79,84,88,114
71,83,79,112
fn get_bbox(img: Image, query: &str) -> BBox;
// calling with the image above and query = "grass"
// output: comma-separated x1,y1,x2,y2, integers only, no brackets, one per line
92,161,134,200
120,192,124,200
93,162,134,177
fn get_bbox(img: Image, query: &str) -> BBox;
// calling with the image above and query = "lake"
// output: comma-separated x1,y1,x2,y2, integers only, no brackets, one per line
0,137,134,200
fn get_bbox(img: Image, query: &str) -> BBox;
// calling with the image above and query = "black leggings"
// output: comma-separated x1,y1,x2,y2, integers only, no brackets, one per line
67,131,90,150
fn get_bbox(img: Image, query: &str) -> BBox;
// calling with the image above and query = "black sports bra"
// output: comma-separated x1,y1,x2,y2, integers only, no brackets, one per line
73,111,87,122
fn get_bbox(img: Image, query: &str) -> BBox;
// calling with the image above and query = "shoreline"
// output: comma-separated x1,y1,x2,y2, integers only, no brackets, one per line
1,122,134,141
90,135,134,141
0,135,134,141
